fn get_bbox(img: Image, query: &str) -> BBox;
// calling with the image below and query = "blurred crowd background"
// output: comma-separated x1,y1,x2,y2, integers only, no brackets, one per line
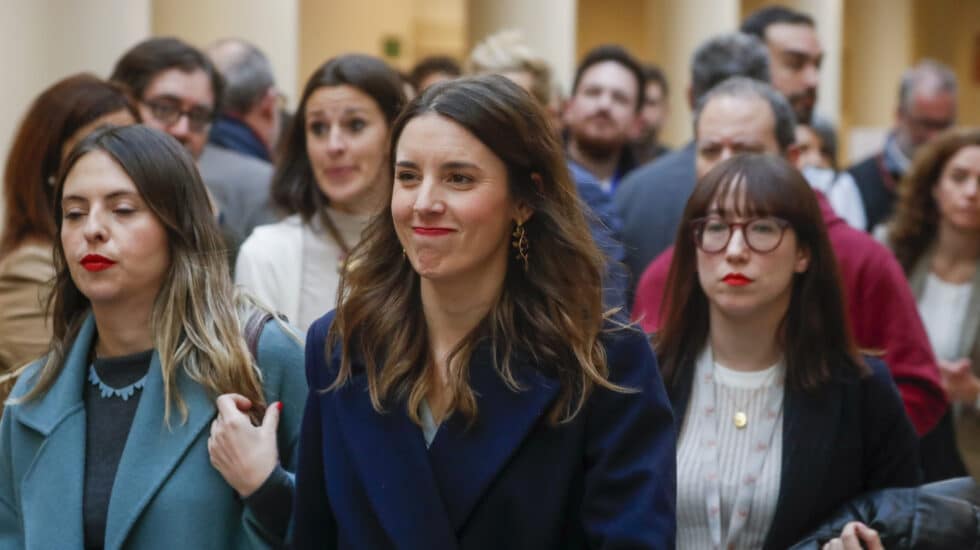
2,0,979,210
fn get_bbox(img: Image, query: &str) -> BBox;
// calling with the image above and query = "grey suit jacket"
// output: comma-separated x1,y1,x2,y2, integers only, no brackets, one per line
198,144,280,244
612,142,697,291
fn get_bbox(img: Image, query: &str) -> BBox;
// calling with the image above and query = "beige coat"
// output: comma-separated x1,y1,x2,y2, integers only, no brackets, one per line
908,249,980,477
0,242,55,376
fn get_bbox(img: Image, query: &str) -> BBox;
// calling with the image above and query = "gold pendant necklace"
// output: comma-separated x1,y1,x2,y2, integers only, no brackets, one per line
733,411,748,429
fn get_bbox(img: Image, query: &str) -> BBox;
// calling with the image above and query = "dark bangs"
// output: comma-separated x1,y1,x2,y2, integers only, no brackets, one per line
684,153,815,232
659,154,866,394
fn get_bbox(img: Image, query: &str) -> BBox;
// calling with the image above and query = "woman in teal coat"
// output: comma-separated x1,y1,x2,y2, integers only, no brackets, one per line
0,125,306,549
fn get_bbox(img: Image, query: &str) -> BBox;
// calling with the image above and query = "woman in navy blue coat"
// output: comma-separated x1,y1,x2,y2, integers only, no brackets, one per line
293,75,676,549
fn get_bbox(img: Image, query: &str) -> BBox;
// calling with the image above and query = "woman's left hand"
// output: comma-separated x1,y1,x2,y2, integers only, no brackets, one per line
208,393,282,497
938,358,979,405
821,521,883,550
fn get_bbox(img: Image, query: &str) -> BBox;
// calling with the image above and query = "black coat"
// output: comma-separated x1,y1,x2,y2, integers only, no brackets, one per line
789,477,980,549
667,356,922,550
848,152,900,232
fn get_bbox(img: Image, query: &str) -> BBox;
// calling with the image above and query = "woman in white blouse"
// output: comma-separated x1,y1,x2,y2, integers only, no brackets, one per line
883,128,980,478
235,54,406,331
656,154,920,550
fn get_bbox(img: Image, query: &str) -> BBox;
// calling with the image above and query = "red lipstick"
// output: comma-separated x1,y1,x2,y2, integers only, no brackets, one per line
81,254,116,272
325,166,356,179
722,273,752,286
413,227,454,236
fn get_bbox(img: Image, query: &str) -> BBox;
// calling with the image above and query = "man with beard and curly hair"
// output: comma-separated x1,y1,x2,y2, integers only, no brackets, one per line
564,45,645,200
560,45,646,311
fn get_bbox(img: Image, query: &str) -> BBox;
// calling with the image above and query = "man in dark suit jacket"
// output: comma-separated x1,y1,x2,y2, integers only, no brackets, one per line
847,60,958,232
197,145,278,244
613,32,771,289
203,39,283,243
206,38,282,164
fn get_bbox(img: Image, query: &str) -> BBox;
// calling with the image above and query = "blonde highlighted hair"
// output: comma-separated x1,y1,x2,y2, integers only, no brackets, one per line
15,125,276,424
467,30,553,107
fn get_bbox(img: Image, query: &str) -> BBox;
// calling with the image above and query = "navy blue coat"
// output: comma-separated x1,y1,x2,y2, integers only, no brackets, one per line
293,311,677,549
668,356,922,550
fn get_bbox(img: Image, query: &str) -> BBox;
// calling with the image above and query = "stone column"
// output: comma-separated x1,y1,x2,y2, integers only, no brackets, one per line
645,0,740,146
842,0,912,162
152,0,300,107
0,0,151,229
467,0,578,92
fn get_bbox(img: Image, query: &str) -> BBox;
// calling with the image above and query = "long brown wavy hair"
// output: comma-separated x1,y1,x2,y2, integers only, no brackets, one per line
657,154,866,392
887,128,980,273
16,125,270,424
326,75,625,425
271,54,405,220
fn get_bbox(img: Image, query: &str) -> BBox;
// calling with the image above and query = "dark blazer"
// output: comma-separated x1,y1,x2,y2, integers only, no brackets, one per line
612,142,697,292
198,144,279,244
848,152,899,232
667,356,922,550
293,311,677,549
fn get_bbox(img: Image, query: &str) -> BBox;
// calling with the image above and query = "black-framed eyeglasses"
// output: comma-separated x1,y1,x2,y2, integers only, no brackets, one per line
691,216,791,254
141,96,213,133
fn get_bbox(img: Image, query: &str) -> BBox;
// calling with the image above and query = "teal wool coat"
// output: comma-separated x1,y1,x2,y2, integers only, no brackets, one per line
0,313,307,549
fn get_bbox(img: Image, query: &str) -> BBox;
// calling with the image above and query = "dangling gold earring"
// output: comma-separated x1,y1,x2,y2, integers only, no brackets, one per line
512,222,529,272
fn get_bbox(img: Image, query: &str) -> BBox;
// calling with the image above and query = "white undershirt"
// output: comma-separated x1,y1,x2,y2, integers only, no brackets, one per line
917,272,973,361
802,166,867,230
677,352,785,550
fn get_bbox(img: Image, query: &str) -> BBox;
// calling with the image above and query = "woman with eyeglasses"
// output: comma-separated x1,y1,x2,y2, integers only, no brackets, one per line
657,154,920,550
235,54,405,332
0,125,306,549
0,74,137,392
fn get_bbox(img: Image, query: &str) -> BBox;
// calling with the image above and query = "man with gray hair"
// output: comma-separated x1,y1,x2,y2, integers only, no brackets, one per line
198,38,281,249
613,32,770,288
635,75,946,442
849,59,958,231
207,38,281,161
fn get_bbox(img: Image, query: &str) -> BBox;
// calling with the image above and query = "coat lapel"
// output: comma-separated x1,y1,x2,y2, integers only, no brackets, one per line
16,316,97,548
426,346,560,533
764,383,841,550
666,360,696,434
332,368,459,549
103,351,216,550
959,259,980,361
